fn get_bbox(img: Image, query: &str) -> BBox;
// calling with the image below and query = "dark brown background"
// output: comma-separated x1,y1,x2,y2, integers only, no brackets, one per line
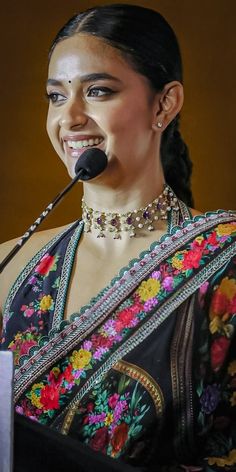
1,0,235,243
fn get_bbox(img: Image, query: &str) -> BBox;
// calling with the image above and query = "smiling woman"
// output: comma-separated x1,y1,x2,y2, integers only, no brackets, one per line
0,3,236,471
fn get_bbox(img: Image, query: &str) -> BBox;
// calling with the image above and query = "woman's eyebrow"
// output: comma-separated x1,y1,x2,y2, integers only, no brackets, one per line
46,73,121,87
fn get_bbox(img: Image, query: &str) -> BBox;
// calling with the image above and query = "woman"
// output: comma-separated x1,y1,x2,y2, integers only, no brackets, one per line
0,4,235,470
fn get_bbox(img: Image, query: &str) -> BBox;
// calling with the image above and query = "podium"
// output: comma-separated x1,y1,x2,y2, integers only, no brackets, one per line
14,414,140,472
0,351,141,471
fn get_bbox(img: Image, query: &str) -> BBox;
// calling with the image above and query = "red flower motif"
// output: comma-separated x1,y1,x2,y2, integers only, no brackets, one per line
87,402,94,412
117,309,134,327
90,426,109,452
19,339,37,356
108,393,120,409
210,291,229,316
35,254,55,276
91,334,113,349
206,231,218,247
40,384,60,410
111,422,129,455
211,336,231,372
63,364,74,383
182,248,204,270
229,294,236,313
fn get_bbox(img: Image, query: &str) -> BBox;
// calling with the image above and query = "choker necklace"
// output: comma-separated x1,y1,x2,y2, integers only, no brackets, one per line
82,185,179,239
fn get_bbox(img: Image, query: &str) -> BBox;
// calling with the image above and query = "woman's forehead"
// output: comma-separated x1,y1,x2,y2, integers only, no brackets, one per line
49,34,126,71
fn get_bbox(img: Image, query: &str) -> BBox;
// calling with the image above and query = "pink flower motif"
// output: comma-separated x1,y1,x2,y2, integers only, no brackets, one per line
20,305,28,311
19,340,37,356
143,297,158,312
82,340,92,351
24,308,35,318
15,405,24,415
93,347,108,360
113,400,128,422
89,412,106,425
151,270,161,279
199,281,209,295
162,276,174,291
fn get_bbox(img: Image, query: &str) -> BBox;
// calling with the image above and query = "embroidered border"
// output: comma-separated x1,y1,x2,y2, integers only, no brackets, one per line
13,213,236,400
49,241,236,426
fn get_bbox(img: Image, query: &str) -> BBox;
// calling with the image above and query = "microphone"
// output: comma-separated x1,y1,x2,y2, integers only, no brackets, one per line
0,149,108,273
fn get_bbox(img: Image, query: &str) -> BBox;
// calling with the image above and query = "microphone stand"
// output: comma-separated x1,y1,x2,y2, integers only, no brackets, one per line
0,170,84,274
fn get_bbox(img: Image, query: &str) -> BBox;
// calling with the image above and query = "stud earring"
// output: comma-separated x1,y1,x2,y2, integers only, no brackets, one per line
157,122,163,128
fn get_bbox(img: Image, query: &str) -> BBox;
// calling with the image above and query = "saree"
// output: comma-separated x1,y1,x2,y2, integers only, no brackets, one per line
1,206,236,471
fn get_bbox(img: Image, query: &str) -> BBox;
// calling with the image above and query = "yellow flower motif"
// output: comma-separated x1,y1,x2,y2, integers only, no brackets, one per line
31,392,43,409
209,317,233,337
230,392,236,407
15,333,22,340
171,250,187,270
209,316,223,335
208,449,236,466
39,295,53,311
105,412,114,426
32,382,45,392
51,367,61,378
228,360,236,376
216,223,236,237
137,278,161,302
70,349,92,370
29,382,44,408
195,236,204,244
219,277,236,300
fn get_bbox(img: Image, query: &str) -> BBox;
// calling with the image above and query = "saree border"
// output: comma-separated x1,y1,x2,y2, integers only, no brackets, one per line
49,241,236,426
13,214,236,401
170,296,195,458
14,212,235,383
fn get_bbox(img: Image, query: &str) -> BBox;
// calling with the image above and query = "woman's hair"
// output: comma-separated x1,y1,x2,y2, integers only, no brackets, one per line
50,3,194,206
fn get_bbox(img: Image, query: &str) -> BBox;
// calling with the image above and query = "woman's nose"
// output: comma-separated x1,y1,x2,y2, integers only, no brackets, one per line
59,99,88,129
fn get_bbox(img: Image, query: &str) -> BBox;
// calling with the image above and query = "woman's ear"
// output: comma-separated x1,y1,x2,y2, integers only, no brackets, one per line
152,81,184,131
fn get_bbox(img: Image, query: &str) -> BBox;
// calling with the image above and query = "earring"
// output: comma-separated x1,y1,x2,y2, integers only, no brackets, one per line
157,122,163,128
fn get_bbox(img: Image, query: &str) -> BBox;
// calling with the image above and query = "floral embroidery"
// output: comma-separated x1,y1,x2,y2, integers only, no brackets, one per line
35,253,58,276
20,292,55,319
8,328,42,365
77,374,150,458
137,278,160,301
70,349,92,370
195,250,236,468
15,222,236,424
209,276,236,372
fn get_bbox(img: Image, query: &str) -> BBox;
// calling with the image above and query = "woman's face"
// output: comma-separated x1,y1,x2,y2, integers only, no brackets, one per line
46,34,160,180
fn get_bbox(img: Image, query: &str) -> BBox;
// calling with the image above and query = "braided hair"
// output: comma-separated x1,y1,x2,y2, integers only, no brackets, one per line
50,3,194,207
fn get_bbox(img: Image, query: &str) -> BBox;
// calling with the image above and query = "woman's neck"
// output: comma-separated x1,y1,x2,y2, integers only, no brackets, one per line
82,160,166,214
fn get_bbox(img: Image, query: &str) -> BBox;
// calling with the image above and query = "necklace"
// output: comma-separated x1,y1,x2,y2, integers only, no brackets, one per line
82,184,179,239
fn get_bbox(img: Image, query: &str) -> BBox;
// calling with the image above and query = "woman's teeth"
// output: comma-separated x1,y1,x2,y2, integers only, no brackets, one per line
67,137,103,149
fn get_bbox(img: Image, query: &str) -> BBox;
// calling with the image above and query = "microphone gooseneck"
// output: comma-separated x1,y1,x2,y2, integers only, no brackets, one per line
0,149,108,273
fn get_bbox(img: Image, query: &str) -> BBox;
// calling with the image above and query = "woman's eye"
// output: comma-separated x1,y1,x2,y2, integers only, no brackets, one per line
46,92,66,104
86,87,113,98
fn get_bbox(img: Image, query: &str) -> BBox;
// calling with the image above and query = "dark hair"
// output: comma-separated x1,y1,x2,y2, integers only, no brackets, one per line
50,3,194,207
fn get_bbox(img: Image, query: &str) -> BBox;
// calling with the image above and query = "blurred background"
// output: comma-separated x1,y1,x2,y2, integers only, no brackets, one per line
0,0,235,243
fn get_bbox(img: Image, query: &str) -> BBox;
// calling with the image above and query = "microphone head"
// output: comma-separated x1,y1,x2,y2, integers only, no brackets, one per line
74,148,108,181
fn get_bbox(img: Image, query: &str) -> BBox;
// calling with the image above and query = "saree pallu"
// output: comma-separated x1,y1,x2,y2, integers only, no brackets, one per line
1,210,236,471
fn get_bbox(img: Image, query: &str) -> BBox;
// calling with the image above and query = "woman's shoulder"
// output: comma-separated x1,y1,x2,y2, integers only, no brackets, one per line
0,224,70,313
